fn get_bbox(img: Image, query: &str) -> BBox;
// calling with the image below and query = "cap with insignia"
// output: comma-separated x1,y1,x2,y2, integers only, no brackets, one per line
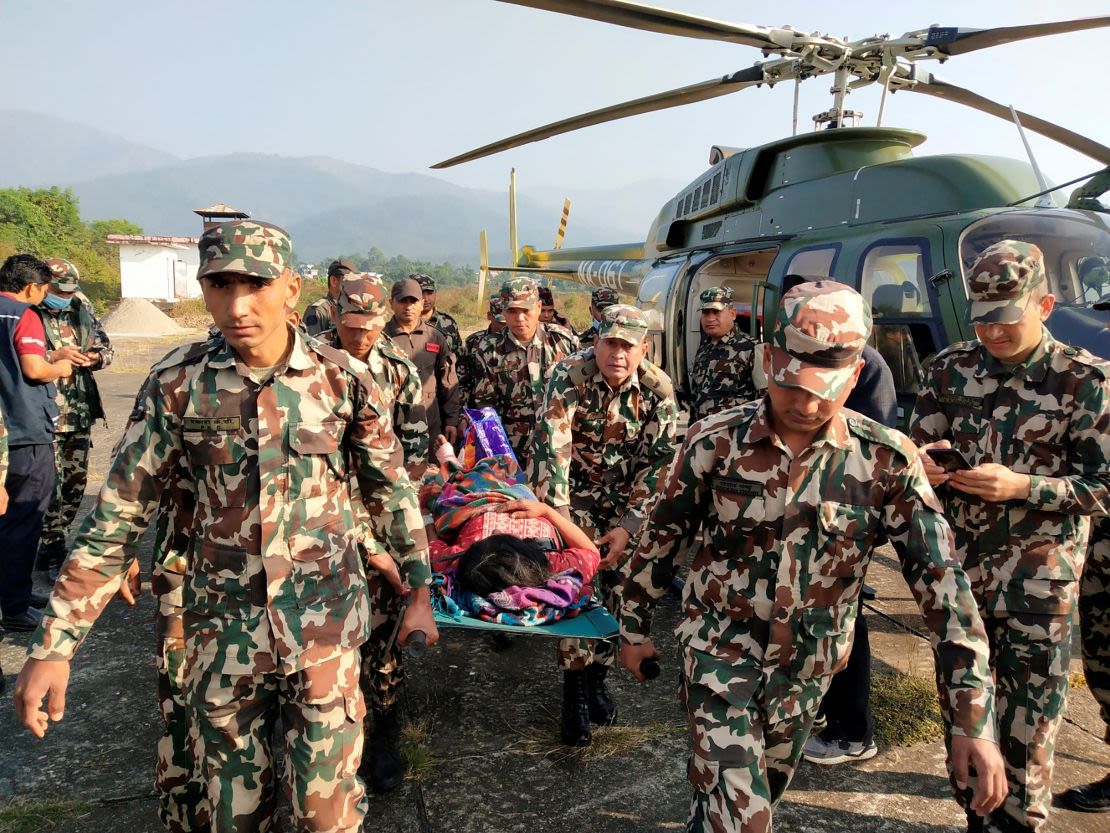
967,239,1046,325
591,287,619,310
391,277,423,301
699,285,734,311
598,303,649,346
769,281,870,400
197,220,293,282
45,258,80,292
327,257,358,278
337,272,389,330
501,277,540,309
412,273,436,291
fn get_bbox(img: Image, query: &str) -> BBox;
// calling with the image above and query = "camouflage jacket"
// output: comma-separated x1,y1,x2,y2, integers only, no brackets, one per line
531,349,678,537
578,322,599,351
31,329,430,675
322,328,429,471
458,327,491,402
908,332,1110,616
40,295,113,433
470,322,578,469
425,309,462,355
620,399,997,739
688,323,757,423
302,295,338,337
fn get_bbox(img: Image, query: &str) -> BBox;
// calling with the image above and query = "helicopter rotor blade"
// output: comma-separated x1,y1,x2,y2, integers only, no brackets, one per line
902,71,1110,165
494,0,793,50
431,65,766,169
923,16,1110,57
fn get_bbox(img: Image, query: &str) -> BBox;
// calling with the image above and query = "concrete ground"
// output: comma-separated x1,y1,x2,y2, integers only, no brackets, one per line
0,335,1107,832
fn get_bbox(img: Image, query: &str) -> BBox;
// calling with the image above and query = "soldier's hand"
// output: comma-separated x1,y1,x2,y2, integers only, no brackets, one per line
0,484,8,516
948,464,1031,503
620,640,658,682
597,527,632,570
399,587,439,649
918,440,952,487
117,560,142,606
51,345,94,367
364,549,406,596
14,658,71,738
950,735,1007,816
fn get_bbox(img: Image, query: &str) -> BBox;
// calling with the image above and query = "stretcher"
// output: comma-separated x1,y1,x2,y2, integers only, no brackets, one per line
432,603,619,639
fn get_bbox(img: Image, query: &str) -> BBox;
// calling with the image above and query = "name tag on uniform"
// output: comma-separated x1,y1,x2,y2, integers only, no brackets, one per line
711,476,762,497
426,343,441,353
183,416,241,432
937,394,981,408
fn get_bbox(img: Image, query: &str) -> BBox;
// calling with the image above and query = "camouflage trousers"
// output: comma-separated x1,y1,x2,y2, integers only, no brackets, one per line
188,648,367,833
1081,528,1110,741
359,570,404,710
556,504,626,670
39,430,91,550
948,611,1073,833
681,677,813,833
157,630,209,833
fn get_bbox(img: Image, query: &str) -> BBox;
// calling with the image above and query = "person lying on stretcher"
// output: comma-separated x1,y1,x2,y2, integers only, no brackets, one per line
417,436,601,625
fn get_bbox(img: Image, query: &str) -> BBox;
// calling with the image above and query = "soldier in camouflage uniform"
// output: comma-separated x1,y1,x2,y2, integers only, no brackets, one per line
302,257,356,337
14,220,438,833
470,277,577,470
578,287,620,350
909,240,1110,833
688,285,757,423
323,271,430,791
621,281,1006,833
36,259,114,582
538,285,572,330
459,295,505,401
415,273,462,355
531,304,678,747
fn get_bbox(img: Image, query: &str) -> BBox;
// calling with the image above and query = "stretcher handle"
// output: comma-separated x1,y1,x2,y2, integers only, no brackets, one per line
640,657,661,680
404,630,428,659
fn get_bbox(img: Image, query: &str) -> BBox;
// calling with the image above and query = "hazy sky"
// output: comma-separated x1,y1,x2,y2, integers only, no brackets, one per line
4,0,1107,207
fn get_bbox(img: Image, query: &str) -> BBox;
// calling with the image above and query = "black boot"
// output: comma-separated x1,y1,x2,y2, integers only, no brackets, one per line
1057,772,1110,813
364,706,404,792
561,670,592,747
36,540,65,576
585,663,617,726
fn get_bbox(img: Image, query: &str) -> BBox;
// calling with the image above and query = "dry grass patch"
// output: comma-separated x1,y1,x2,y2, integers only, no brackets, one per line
510,717,684,764
0,800,96,833
870,671,945,747
401,717,440,782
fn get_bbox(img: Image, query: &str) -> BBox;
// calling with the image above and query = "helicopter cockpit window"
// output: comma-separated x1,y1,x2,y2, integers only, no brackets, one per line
959,212,1110,308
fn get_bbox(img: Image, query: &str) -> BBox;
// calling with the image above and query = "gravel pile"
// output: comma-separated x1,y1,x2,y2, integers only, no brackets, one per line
102,298,194,337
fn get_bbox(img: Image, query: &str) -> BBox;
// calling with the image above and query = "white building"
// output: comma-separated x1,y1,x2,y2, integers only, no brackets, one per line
105,235,201,302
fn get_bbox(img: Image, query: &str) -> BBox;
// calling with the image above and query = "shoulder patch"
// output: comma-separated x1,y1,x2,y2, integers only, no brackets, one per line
845,411,914,463
686,399,761,444
639,360,675,399
1058,343,1110,380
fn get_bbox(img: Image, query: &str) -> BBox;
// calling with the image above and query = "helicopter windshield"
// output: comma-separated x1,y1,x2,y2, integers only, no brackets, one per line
959,211,1110,308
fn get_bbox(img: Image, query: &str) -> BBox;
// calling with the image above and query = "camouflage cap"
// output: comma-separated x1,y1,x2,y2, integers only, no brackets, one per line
598,303,648,346
197,220,292,282
391,277,422,301
770,281,870,400
45,258,80,292
337,272,389,330
591,287,619,310
327,257,358,278
488,294,506,321
699,285,734,311
412,273,436,291
500,277,540,309
967,239,1046,325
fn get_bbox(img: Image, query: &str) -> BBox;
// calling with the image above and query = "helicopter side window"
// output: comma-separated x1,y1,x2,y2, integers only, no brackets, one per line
785,245,839,279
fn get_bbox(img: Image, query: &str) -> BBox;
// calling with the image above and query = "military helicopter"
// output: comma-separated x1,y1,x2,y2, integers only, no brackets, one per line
434,0,1110,419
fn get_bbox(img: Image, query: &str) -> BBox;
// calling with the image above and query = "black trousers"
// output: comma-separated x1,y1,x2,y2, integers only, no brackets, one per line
817,613,873,744
0,443,55,618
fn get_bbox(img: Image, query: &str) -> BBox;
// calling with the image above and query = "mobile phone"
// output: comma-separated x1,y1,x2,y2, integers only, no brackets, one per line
925,447,972,473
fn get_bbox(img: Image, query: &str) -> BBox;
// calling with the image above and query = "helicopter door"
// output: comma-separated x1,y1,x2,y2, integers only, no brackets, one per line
635,259,689,380
858,237,945,422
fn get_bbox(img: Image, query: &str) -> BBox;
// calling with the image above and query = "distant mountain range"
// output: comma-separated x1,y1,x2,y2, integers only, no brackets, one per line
1,110,682,263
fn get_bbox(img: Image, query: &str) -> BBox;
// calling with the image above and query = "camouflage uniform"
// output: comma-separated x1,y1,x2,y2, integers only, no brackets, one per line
458,296,505,401
302,258,357,337
30,222,430,833
415,274,462,355
909,241,1110,833
1082,521,1110,742
37,260,113,576
470,278,577,470
688,286,757,423
531,305,678,671
578,287,620,351
622,282,997,833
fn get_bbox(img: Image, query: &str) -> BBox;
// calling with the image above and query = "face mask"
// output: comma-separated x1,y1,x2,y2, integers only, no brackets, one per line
42,293,71,310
